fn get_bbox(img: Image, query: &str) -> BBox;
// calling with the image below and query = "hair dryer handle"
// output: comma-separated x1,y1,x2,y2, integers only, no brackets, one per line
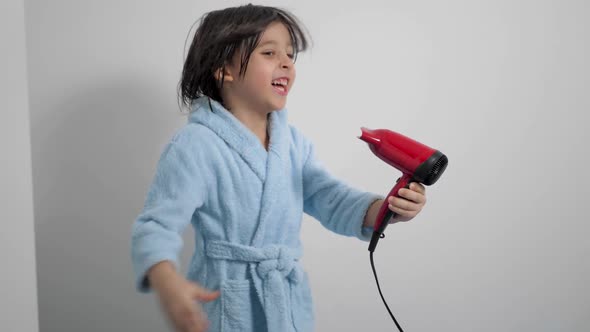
368,173,413,252
374,173,413,232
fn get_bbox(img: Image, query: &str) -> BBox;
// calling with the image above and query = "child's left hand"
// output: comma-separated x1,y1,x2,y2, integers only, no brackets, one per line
388,182,427,223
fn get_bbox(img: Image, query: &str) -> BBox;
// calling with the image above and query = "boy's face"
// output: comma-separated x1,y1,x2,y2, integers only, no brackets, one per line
223,21,296,113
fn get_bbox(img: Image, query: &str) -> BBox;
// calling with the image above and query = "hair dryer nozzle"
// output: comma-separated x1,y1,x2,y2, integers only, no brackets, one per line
358,127,382,146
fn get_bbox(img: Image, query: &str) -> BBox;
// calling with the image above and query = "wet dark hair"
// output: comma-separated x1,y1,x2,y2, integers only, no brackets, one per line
178,3,311,111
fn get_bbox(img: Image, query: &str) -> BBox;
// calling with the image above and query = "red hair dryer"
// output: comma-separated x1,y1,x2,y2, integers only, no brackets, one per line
359,127,448,252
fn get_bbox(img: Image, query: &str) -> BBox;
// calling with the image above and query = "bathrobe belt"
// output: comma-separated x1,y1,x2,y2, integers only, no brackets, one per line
206,240,304,331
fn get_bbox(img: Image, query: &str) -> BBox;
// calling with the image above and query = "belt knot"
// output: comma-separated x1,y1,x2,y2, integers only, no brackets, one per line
256,245,302,283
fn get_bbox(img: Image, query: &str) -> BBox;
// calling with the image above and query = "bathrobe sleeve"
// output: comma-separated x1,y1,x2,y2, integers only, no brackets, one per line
301,139,383,242
130,133,206,293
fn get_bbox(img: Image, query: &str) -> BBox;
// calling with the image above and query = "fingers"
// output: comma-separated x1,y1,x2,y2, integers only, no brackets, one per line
163,283,219,332
399,183,426,204
156,277,219,332
173,298,209,332
410,182,426,194
184,305,209,332
196,290,221,302
191,284,221,303
388,195,421,211
388,204,414,219
387,182,428,221
166,302,208,332
388,196,420,217
179,285,220,331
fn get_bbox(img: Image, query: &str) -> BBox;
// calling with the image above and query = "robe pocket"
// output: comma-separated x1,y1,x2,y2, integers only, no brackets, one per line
220,279,255,332
291,271,315,332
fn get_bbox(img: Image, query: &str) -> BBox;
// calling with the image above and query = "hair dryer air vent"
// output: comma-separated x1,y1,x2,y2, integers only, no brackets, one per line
427,154,448,183
414,151,448,185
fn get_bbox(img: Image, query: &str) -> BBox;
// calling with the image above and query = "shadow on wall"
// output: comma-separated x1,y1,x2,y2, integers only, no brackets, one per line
32,74,193,331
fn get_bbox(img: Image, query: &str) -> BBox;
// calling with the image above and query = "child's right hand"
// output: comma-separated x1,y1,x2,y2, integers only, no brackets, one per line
149,262,221,332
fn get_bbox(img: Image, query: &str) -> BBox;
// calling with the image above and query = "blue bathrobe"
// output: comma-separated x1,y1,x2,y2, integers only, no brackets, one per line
130,96,382,332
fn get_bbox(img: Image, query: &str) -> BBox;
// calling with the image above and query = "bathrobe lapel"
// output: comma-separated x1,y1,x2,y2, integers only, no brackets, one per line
189,97,290,246
189,97,268,181
251,104,289,246
190,97,297,331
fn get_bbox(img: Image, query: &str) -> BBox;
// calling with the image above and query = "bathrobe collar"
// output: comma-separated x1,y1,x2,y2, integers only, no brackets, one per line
188,96,290,246
188,96,289,182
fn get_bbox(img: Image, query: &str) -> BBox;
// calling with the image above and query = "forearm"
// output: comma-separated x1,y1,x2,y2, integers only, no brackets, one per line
363,199,384,228
147,260,182,291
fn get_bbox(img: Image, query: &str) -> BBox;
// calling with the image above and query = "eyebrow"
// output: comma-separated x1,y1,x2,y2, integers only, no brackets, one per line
258,40,293,48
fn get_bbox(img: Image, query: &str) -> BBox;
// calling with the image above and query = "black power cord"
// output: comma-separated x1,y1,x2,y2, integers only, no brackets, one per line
368,207,406,332
370,247,404,332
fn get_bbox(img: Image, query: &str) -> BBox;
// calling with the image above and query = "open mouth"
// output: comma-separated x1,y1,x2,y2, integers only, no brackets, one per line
271,77,289,95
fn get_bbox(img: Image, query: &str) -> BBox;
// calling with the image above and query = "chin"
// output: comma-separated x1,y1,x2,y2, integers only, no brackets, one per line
266,101,286,112
274,99,288,110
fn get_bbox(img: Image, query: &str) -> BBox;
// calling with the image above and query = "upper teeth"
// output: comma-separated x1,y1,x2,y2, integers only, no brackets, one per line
272,78,287,86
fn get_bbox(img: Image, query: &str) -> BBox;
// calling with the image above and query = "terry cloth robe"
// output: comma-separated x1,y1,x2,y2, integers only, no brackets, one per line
130,96,382,332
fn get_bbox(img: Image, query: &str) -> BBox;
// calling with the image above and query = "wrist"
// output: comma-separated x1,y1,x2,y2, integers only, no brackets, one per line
363,198,385,228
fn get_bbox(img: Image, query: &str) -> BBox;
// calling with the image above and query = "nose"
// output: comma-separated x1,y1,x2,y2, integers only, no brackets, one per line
280,53,293,70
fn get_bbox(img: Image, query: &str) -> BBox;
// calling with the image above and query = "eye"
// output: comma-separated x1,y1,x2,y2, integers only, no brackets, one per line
287,53,294,59
263,51,275,56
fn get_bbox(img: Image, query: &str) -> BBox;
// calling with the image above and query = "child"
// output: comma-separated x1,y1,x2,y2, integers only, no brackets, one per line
130,4,427,332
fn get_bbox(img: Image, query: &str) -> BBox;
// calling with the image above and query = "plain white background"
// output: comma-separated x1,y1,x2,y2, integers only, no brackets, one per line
4,0,589,331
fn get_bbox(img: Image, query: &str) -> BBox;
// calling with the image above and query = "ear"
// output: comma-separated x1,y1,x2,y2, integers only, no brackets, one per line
214,65,235,83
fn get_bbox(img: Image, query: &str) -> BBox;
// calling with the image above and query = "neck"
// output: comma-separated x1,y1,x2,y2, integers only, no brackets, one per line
222,99,270,150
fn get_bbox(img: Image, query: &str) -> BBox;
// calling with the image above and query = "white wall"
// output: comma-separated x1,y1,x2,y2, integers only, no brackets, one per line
0,0,40,331
24,0,589,331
